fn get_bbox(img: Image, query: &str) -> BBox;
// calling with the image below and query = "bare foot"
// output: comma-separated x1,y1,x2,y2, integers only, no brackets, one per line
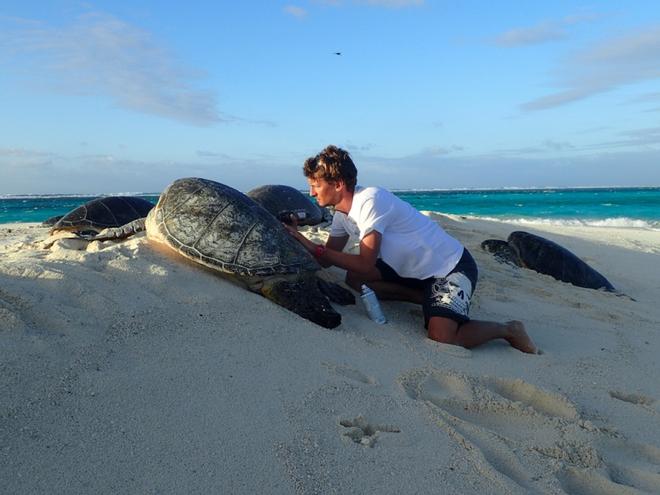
505,320,537,354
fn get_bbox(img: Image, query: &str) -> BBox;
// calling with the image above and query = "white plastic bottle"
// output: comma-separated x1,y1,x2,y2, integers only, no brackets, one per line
360,284,387,324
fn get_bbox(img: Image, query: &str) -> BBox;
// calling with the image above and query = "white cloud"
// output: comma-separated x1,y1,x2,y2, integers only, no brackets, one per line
491,127,660,155
626,91,660,104
0,12,221,126
522,26,660,111
494,22,566,47
345,141,376,152
3,142,660,194
0,148,56,170
359,0,423,6
419,145,464,156
355,147,660,189
284,5,308,18
562,13,604,25
312,0,423,7
592,126,660,149
196,150,232,158
493,12,602,47
0,147,306,195
494,140,575,156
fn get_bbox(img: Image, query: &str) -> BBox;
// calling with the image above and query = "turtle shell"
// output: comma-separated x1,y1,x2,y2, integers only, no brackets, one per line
42,215,64,227
51,196,154,234
246,184,324,225
146,178,320,277
508,231,615,291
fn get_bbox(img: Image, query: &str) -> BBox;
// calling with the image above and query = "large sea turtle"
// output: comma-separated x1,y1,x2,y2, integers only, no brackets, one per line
246,184,330,225
49,196,154,237
481,231,616,292
92,178,353,328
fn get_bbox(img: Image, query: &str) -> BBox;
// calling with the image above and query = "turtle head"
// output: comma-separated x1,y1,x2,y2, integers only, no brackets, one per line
481,239,523,267
260,274,341,329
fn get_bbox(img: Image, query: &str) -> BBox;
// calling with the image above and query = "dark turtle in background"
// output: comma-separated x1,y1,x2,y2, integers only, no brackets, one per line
42,215,64,227
50,196,154,237
481,231,616,292
92,178,353,329
246,184,330,225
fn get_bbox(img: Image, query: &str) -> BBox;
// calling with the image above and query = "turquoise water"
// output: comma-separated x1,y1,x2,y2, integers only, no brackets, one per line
0,194,160,225
393,187,660,228
1,188,659,228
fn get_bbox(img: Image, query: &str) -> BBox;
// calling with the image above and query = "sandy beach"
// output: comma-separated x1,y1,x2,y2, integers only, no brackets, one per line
1,215,660,494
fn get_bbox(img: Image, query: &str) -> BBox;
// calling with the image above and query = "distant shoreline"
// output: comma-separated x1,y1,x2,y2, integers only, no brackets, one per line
2,187,659,226
2,185,660,199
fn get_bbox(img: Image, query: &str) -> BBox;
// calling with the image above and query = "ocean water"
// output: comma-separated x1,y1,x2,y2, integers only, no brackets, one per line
1,187,659,229
394,187,660,229
0,194,160,225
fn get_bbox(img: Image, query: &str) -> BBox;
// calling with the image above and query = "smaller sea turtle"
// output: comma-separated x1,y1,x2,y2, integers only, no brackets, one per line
246,184,331,226
42,215,64,227
50,197,154,237
481,231,616,292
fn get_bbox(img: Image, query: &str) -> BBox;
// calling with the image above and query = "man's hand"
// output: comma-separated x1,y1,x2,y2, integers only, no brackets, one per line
284,212,299,228
282,215,315,252
278,211,299,226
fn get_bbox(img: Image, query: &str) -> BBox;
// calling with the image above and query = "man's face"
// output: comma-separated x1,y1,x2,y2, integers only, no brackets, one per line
307,177,340,208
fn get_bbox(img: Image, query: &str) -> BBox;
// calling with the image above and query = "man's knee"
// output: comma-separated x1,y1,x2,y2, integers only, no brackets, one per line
345,267,382,291
344,271,362,291
427,317,460,344
345,270,373,291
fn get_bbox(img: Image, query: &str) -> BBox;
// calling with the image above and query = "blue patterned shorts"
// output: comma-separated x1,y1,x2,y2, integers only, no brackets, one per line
376,248,478,328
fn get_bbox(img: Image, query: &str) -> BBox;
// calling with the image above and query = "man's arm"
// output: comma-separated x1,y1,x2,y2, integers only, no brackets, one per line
283,220,349,268
321,230,381,274
285,224,381,274
320,235,349,268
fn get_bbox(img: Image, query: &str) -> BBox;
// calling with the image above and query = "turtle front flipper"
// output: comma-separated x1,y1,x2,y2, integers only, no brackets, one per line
261,275,341,329
317,279,356,306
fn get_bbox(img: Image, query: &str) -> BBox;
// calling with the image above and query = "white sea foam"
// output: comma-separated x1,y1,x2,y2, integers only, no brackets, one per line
466,216,660,230
390,185,660,193
0,192,158,200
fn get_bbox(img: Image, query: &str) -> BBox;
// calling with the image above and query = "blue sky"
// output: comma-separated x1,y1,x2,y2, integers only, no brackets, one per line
1,1,660,194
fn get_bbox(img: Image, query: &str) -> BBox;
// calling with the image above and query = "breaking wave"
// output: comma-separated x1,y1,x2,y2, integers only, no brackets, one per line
468,216,660,230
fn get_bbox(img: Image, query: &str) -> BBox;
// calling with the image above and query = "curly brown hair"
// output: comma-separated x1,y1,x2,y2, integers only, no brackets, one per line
303,145,357,192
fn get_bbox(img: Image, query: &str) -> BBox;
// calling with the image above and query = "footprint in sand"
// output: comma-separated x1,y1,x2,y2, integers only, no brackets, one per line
0,289,32,332
0,306,27,332
609,390,656,408
0,288,29,311
322,362,378,385
559,439,660,494
405,312,473,358
427,341,473,358
399,369,660,494
339,415,400,448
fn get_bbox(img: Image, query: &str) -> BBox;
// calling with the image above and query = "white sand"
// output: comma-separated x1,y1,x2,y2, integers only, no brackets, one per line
1,217,660,494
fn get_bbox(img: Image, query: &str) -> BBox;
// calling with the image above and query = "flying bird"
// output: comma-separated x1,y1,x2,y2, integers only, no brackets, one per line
334,52,342,56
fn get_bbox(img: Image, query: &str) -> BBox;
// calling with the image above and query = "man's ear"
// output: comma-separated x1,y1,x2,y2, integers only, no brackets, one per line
333,180,346,192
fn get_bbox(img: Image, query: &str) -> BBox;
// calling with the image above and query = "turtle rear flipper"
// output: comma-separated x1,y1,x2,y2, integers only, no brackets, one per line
317,279,355,306
261,276,341,329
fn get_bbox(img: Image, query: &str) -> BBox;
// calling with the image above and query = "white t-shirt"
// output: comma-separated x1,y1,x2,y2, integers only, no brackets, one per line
330,186,464,279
